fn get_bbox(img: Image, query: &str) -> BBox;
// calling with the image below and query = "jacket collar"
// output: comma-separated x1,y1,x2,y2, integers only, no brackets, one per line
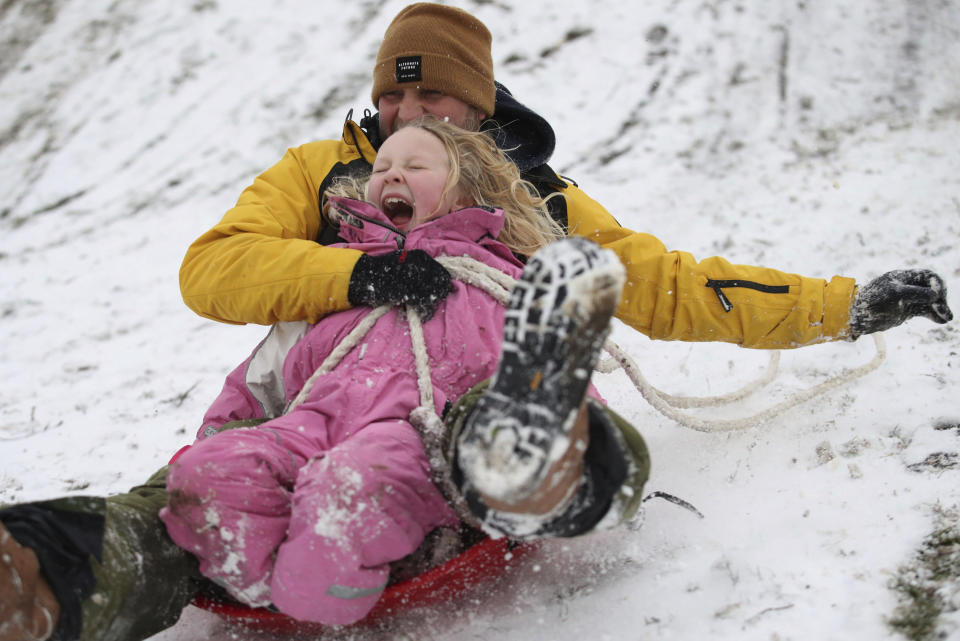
342,117,377,164
327,196,506,248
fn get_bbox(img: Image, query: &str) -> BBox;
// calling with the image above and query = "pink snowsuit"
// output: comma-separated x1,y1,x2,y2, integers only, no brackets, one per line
160,199,526,624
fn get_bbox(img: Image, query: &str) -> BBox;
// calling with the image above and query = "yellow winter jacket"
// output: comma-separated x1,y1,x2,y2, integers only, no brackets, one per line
180,120,855,349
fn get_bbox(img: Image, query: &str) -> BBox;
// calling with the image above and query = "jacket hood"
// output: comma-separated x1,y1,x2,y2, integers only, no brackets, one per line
482,82,556,171
357,82,556,172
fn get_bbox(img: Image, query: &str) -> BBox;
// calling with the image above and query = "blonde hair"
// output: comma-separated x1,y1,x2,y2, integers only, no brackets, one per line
324,118,564,258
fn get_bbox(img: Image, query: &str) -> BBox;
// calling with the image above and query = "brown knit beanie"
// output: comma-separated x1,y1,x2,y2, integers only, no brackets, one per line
372,3,496,116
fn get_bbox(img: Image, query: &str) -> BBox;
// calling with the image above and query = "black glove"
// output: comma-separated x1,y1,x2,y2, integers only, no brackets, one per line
348,250,453,320
849,269,953,338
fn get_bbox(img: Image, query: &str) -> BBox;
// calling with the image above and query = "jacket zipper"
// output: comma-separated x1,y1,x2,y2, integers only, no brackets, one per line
705,279,790,312
330,200,407,249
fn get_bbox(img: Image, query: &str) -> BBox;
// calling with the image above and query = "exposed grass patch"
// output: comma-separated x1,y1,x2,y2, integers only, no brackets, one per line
888,505,960,641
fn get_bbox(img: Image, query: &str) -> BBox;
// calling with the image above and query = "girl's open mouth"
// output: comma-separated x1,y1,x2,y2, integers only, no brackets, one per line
382,197,413,228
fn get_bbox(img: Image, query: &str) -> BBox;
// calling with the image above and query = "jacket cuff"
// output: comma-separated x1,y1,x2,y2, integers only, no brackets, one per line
823,275,857,339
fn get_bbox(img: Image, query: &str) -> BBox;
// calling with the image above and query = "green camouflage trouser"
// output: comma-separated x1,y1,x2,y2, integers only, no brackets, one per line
0,466,199,641
79,466,201,641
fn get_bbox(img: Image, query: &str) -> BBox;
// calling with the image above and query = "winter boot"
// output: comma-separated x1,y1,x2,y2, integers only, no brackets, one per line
0,521,60,641
456,237,626,505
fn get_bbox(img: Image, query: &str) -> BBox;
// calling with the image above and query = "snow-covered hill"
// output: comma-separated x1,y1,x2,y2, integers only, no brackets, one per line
2,1,959,639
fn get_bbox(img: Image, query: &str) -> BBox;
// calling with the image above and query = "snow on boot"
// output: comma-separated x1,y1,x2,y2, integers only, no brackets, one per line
0,522,60,641
457,237,626,505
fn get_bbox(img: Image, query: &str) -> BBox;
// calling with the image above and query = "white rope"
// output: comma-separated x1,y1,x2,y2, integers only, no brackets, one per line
285,253,886,436
406,255,516,450
405,308,436,412
597,351,782,408
286,255,514,437
436,255,514,304
405,307,450,480
286,305,393,412
601,333,886,433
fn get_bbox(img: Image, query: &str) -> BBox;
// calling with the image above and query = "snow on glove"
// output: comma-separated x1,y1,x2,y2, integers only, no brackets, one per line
348,250,453,320
848,269,953,338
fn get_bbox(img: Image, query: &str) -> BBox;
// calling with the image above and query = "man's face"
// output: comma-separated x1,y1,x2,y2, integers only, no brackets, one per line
378,88,483,138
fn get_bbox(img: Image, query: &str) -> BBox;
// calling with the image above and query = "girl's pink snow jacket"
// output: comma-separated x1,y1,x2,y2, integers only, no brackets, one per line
194,197,526,443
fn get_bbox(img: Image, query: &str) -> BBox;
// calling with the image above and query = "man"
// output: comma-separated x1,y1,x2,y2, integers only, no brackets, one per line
177,2,949,347
1,4,951,640
181,3,859,346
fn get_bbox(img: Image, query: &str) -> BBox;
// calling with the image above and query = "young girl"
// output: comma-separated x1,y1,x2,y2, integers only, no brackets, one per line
158,118,646,625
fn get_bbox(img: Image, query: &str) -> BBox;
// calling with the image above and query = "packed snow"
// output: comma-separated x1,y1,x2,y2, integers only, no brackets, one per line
2,1,959,640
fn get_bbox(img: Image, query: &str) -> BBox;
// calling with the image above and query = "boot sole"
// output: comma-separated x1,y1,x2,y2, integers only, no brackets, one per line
458,237,625,504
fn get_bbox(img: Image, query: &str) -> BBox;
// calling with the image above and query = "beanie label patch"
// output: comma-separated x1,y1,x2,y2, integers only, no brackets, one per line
396,56,422,83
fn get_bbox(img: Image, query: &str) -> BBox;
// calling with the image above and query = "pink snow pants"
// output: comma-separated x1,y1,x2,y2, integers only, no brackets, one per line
159,420,458,625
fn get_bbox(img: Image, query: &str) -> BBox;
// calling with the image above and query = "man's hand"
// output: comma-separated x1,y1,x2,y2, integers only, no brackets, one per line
849,269,953,338
348,250,453,320
0,523,59,641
